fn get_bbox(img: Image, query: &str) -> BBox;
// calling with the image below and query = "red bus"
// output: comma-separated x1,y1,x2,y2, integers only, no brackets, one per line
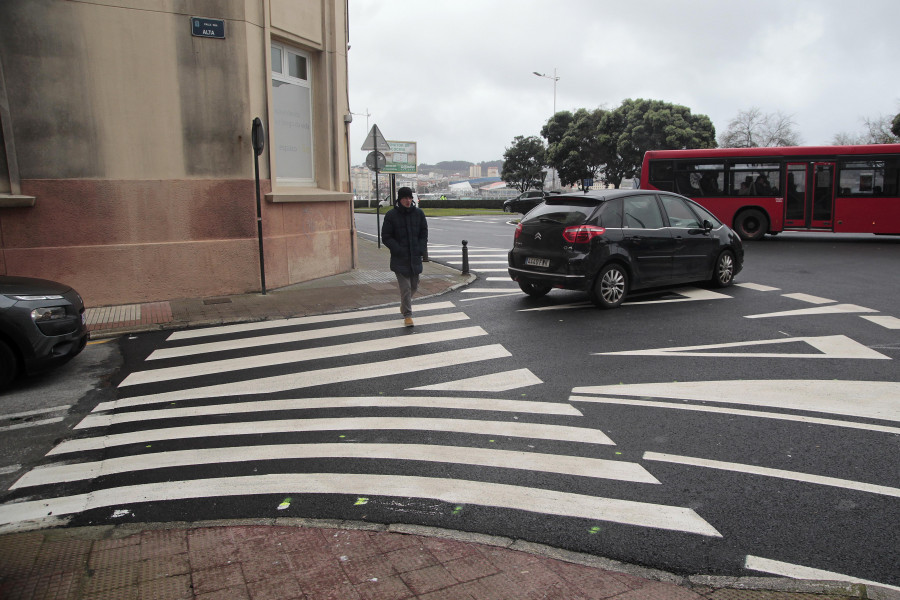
641,144,900,240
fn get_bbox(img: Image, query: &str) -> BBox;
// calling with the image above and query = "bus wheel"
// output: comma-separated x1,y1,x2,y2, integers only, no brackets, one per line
711,250,736,288
734,209,768,241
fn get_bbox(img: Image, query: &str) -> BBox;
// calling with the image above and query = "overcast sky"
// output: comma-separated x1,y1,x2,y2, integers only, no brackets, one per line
347,0,899,167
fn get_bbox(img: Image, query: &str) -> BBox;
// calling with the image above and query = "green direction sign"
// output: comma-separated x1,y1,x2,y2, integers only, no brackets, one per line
382,141,417,174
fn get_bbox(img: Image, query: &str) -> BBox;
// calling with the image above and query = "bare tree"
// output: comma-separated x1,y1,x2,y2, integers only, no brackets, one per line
719,107,801,147
832,113,900,145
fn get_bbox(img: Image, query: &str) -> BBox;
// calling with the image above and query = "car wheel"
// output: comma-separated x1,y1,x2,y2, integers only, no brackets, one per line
711,250,736,288
0,340,19,389
518,281,552,297
590,264,628,309
734,209,768,241
503,205,512,213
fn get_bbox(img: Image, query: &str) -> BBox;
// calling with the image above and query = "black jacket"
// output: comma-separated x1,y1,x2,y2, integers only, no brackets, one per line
381,202,428,276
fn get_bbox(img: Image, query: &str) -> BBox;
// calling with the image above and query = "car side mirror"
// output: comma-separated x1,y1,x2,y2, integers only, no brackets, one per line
702,219,714,233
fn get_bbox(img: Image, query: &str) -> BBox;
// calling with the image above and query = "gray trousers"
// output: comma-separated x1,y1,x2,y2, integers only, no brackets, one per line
395,272,419,317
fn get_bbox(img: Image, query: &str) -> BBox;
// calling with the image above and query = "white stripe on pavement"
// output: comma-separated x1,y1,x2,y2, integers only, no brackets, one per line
0,417,64,433
16,443,656,489
745,304,878,319
0,405,70,420
744,556,900,593
860,315,900,329
49,415,615,455
735,283,780,292
86,395,581,427
643,452,900,497
109,344,513,408
782,293,835,304
150,312,470,360
167,301,456,341
461,288,519,294
122,325,486,387
569,396,900,436
572,380,900,422
0,473,720,536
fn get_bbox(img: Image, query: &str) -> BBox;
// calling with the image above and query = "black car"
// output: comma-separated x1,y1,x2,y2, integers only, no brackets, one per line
503,190,548,214
508,190,744,308
0,275,88,388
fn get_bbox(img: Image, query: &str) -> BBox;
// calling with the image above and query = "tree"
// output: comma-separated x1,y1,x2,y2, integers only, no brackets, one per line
833,114,900,145
614,99,717,180
500,135,547,193
719,107,801,148
543,108,609,189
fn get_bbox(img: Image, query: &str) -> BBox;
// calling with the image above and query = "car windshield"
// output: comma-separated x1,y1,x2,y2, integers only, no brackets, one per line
523,199,599,225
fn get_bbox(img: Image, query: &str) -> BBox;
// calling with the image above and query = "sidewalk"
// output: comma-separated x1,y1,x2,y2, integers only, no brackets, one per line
6,235,893,599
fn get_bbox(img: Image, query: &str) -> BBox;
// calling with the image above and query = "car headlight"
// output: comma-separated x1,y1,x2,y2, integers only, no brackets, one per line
11,294,65,301
32,306,68,322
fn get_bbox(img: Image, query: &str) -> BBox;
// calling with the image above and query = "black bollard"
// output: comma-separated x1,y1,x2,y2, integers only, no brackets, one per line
461,239,469,274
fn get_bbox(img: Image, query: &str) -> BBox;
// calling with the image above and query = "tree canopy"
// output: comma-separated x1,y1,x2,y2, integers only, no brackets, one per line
500,135,547,193
719,107,801,148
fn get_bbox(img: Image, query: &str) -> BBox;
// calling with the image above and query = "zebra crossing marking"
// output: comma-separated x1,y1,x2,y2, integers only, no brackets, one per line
744,556,900,593
49,416,616,455
592,335,890,360
150,312,471,360
409,368,542,392
15,443,657,489
167,301,456,341
86,395,581,427
122,325,487,387
0,473,721,536
745,303,878,319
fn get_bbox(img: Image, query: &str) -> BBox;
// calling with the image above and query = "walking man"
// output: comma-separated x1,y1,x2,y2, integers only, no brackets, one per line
381,187,428,326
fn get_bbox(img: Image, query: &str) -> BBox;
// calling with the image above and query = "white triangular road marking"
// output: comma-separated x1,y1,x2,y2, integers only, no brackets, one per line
593,335,889,359
409,368,543,392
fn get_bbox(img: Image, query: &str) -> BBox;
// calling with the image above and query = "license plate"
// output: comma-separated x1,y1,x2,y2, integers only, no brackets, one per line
525,257,550,268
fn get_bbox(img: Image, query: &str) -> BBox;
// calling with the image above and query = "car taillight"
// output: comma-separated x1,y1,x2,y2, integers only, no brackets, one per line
562,225,606,243
514,222,523,241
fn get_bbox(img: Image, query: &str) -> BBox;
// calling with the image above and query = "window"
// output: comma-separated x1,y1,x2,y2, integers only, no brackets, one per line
729,162,781,196
673,162,724,197
839,158,900,196
624,195,665,229
659,195,701,228
271,42,313,183
648,160,675,192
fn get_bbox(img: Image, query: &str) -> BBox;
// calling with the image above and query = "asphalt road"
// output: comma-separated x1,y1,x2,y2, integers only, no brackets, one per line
1,212,898,588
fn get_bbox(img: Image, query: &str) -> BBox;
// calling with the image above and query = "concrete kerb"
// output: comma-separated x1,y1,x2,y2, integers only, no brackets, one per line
13,519,890,599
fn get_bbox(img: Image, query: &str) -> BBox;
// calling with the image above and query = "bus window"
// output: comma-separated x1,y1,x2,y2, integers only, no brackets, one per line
729,162,781,196
839,158,899,196
673,163,724,197
648,160,675,191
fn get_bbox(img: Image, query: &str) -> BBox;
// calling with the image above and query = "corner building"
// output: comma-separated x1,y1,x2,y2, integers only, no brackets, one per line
0,0,354,306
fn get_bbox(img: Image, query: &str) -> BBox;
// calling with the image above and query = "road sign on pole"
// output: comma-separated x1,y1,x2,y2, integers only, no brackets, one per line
360,124,391,152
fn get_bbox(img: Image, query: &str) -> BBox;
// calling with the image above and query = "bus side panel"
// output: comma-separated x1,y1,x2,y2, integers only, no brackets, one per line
686,196,784,233
834,196,900,234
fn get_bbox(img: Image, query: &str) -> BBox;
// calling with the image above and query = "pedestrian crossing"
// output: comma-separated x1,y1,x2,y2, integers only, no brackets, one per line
0,300,723,539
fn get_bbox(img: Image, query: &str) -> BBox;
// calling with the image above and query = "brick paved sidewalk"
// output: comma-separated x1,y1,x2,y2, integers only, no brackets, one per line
0,522,879,600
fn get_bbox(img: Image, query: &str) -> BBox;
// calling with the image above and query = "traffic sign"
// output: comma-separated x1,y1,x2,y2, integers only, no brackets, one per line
365,151,386,171
360,125,391,152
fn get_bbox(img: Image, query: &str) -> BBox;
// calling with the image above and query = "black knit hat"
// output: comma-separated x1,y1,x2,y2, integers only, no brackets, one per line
397,187,414,200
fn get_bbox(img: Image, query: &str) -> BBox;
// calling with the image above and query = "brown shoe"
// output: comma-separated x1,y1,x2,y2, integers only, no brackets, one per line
404,317,414,327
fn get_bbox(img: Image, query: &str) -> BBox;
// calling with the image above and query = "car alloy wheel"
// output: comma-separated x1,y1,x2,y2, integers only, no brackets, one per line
590,263,627,309
712,250,735,287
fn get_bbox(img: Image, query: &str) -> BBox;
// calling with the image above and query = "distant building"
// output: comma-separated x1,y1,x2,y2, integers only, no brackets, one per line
468,165,482,178
0,1,353,307
487,167,500,177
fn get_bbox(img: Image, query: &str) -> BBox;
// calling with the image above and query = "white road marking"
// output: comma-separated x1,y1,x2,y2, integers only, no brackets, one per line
461,288,519,294
0,465,21,476
625,288,731,304
745,304,878,319
150,312,471,360
643,452,900,498
122,325,487,387
446,260,508,265
49,416,616,455
15,443,657,489
0,405,69,420
87,395,581,427
782,292,835,304
861,315,900,329
573,380,900,422
408,368,543,392
486,277,513,281
464,268,510,273
0,473,720,536
593,335,890,360
108,344,514,408
520,302,593,312
744,556,900,593
735,282,780,291
167,301,456,341
0,417,65,433
568,396,900,436
461,292,528,302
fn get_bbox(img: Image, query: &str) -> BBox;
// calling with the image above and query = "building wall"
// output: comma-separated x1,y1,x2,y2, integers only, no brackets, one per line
0,0,353,307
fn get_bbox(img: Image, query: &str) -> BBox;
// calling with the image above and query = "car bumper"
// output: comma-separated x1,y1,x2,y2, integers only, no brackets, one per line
508,266,587,289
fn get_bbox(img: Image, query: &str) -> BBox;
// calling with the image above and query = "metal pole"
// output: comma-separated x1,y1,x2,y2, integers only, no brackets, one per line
461,240,469,274
375,170,381,248
251,118,267,295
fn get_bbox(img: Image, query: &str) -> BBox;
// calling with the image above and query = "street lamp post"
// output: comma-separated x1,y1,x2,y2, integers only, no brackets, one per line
533,68,559,190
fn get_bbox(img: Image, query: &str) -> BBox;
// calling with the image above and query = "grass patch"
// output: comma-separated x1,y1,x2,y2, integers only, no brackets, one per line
355,207,510,217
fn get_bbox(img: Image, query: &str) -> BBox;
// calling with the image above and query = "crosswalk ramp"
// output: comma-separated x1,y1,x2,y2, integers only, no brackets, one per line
0,301,721,538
